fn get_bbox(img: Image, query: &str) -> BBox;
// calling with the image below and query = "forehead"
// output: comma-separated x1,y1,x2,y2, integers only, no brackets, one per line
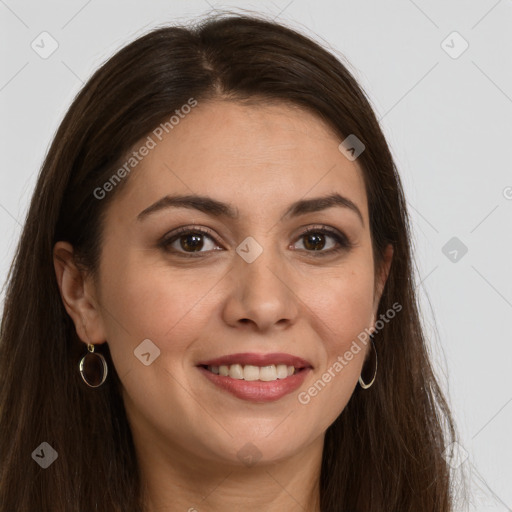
114,100,369,225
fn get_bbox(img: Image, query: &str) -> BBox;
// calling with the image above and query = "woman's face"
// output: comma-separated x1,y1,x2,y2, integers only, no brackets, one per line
67,100,392,468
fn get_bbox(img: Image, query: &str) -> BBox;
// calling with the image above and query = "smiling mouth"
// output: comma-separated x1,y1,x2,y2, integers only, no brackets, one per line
199,363,301,381
196,355,312,402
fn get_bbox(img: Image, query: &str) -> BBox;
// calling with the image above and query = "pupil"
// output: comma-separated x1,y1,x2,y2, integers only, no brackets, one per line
181,233,203,252
304,233,325,250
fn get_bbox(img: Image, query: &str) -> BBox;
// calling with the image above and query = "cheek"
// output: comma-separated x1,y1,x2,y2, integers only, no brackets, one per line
97,258,215,422
307,259,375,343
297,261,374,420
100,249,215,337
96,253,221,387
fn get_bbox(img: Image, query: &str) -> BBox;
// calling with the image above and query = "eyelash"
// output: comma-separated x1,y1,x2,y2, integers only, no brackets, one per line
159,225,352,258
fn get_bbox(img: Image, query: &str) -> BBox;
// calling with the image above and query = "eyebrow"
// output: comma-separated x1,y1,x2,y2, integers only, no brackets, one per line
137,192,364,226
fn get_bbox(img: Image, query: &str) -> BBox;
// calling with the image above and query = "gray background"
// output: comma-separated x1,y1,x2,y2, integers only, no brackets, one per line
1,1,511,509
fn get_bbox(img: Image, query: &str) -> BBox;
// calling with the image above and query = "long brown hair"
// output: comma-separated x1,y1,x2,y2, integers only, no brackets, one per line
0,12,461,511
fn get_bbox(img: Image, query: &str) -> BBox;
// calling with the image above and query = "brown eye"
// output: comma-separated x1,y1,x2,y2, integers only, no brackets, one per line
293,226,351,255
179,233,205,252
303,232,327,251
160,227,222,255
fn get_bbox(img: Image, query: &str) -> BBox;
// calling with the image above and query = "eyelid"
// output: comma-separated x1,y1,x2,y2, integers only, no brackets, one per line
291,224,352,253
159,225,223,253
159,224,352,256
296,224,347,239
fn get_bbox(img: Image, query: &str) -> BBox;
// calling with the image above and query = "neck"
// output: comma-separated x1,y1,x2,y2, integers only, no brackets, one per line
138,434,324,512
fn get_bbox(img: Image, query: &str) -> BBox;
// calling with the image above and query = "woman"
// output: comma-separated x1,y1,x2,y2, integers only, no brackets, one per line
0,12,460,512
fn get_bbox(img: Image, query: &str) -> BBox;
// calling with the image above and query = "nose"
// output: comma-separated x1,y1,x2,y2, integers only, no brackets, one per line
221,243,300,332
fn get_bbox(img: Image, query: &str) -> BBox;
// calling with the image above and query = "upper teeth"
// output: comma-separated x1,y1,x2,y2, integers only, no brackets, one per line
207,364,296,381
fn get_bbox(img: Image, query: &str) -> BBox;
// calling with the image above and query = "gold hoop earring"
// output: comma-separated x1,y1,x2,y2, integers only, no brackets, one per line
359,335,377,389
79,343,108,388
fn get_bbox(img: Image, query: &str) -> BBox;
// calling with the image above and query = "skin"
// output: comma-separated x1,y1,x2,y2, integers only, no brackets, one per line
54,100,393,512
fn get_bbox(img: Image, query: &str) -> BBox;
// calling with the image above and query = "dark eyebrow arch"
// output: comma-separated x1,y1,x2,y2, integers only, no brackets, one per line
282,193,364,226
137,193,364,226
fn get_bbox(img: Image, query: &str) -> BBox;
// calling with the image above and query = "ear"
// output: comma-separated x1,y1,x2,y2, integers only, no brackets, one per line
372,243,393,320
53,241,107,346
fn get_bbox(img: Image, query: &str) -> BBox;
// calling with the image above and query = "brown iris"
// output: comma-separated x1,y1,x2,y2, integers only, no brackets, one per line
180,233,204,252
303,232,326,251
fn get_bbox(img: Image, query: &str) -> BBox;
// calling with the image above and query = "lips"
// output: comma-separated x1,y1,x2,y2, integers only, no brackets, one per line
196,352,313,369
197,365,312,402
